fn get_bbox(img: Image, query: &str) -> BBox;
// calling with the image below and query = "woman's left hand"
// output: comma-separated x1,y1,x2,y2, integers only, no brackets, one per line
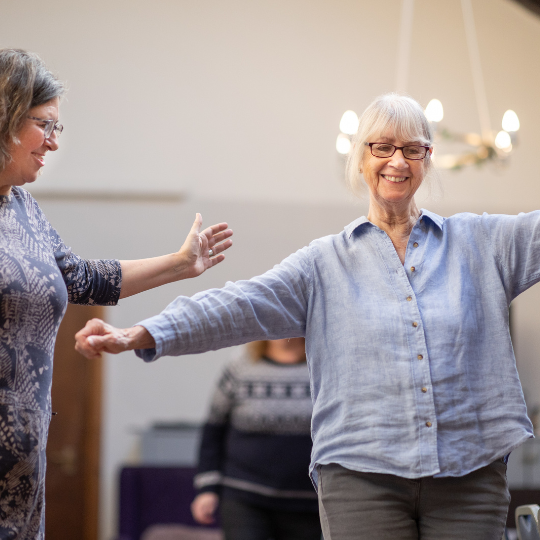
177,213,233,278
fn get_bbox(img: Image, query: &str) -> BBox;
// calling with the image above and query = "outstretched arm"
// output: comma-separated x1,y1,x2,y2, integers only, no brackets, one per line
75,244,313,360
119,213,232,299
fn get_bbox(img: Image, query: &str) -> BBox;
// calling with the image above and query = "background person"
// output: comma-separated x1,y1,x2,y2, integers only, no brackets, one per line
0,48,232,539
75,92,535,539
191,338,321,540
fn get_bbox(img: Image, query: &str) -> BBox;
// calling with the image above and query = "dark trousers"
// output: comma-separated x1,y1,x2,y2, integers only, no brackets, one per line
318,461,510,540
220,497,322,540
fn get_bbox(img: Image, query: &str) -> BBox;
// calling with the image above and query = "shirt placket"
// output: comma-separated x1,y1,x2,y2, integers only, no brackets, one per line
378,222,440,476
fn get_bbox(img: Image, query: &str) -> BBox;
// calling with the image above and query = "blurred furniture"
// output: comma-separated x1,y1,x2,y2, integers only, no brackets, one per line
141,524,223,540
141,423,202,466
508,441,540,489
117,467,220,540
516,504,540,540
507,491,540,529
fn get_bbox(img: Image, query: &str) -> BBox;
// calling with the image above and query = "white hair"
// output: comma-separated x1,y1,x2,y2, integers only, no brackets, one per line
346,93,433,196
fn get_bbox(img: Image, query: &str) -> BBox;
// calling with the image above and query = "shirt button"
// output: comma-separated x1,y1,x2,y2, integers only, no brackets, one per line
406,296,412,301
426,421,432,427
413,242,418,248
411,266,416,272
412,322,418,328
421,387,428,393
417,354,423,360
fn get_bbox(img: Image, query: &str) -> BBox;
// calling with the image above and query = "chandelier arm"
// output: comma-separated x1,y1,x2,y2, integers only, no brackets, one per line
395,0,415,93
461,0,492,140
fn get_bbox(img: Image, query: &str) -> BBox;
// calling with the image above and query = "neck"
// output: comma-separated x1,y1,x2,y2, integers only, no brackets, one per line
0,185,11,196
367,197,420,238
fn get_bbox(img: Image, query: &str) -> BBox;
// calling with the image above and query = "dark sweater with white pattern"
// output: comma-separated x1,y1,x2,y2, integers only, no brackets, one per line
194,354,317,512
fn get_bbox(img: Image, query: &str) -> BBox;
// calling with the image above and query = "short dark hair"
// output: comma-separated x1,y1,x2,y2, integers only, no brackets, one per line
0,49,65,172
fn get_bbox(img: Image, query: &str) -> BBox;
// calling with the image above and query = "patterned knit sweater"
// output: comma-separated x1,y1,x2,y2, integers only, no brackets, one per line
194,354,317,512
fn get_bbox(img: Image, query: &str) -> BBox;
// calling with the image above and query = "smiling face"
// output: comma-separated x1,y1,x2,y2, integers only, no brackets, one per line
361,130,431,213
0,98,60,196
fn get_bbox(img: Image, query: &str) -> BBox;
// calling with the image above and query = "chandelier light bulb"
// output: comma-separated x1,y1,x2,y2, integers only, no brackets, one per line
502,110,520,132
339,110,359,135
495,130,512,150
425,99,444,123
336,133,352,155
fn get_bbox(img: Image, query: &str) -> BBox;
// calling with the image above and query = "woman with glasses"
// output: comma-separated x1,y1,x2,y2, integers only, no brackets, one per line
76,92,535,539
0,48,233,539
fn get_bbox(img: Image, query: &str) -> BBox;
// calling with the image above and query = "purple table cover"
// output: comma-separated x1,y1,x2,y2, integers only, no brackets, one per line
117,467,220,540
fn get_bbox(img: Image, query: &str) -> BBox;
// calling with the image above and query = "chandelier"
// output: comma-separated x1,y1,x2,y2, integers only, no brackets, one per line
336,0,520,171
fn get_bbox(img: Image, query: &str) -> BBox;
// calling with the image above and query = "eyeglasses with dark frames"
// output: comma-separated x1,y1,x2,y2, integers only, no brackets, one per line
365,142,430,160
27,116,64,139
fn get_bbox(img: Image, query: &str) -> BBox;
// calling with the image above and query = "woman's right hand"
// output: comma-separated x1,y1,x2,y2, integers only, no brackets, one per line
191,492,219,525
74,320,155,359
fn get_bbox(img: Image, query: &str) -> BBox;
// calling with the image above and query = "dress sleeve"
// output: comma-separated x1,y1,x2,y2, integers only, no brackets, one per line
194,365,237,495
29,194,122,306
135,246,313,362
481,211,540,299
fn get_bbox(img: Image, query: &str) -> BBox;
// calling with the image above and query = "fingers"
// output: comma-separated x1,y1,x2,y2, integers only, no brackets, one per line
189,213,203,237
74,318,107,358
208,253,226,267
74,319,130,359
209,238,233,258
208,229,233,247
203,224,233,244
75,318,108,338
206,221,229,236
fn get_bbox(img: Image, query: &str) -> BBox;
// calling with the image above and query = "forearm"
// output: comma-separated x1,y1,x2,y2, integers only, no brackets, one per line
119,254,190,299
135,254,311,361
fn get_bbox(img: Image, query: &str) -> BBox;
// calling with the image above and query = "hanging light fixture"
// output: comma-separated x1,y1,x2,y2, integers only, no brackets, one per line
336,110,358,155
425,0,520,170
425,99,444,124
335,0,521,171
336,133,352,155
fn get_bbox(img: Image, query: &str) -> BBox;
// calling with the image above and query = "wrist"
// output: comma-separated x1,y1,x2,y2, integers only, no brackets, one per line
125,325,155,350
171,251,194,280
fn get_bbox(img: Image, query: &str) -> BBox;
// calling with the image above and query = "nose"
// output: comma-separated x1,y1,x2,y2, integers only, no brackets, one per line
388,148,409,169
45,132,60,151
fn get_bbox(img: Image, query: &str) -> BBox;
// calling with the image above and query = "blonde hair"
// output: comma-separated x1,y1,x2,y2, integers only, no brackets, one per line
346,93,433,196
247,341,269,361
246,340,307,363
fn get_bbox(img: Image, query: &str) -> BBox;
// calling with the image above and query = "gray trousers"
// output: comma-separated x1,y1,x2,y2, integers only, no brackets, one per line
318,461,510,540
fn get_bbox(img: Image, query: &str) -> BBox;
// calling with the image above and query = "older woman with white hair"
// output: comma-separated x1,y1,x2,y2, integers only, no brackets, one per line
76,92,537,539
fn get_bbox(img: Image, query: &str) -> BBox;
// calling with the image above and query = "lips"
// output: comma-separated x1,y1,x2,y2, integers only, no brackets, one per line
382,174,408,183
32,153,45,167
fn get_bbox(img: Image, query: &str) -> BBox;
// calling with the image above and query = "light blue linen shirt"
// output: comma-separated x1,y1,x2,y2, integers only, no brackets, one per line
136,209,539,481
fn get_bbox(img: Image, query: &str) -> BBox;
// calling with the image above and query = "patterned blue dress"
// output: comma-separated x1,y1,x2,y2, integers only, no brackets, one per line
0,187,121,539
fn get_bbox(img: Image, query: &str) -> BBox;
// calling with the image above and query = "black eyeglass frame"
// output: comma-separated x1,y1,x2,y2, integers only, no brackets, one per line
27,116,64,139
365,142,431,160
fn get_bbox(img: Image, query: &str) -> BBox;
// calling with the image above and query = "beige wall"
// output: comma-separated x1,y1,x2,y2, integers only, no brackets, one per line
2,0,540,538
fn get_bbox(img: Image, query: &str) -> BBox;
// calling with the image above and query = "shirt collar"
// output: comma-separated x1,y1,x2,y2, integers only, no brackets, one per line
345,209,444,239
420,208,444,230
